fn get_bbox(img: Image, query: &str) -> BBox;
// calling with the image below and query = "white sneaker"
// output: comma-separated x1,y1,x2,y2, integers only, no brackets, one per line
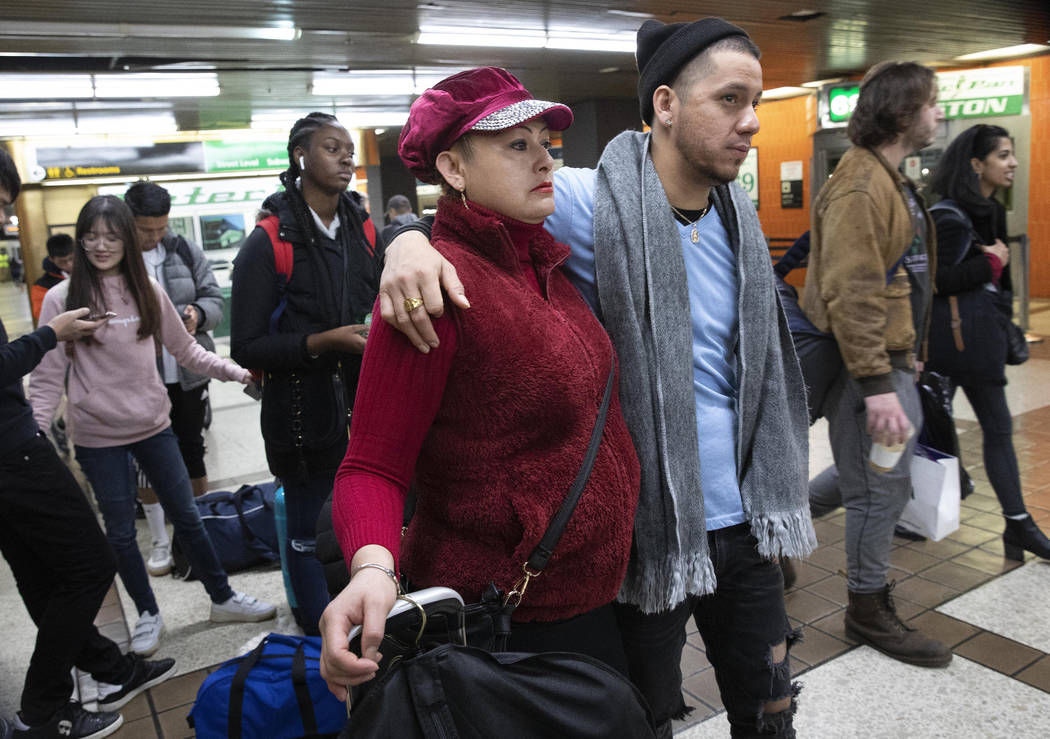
130,611,163,656
210,591,277,623
146,543,173,576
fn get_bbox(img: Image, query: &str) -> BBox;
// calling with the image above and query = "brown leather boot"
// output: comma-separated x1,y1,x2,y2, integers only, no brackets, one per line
845,583,952,667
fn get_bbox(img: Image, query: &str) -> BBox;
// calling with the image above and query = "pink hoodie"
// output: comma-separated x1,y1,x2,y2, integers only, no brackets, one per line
31,275,249,448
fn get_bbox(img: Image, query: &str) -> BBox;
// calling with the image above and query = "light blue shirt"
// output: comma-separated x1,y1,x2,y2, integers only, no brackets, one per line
546,167,746,530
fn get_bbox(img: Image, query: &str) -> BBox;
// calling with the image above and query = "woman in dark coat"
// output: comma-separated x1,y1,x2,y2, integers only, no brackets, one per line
231,113,383,633
927,123,1049,560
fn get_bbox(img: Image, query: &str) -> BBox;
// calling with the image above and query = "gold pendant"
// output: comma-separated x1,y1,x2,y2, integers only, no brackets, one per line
691,227,699,243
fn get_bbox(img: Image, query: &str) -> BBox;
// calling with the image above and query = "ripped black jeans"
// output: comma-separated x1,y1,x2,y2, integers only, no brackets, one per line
615,523,799,739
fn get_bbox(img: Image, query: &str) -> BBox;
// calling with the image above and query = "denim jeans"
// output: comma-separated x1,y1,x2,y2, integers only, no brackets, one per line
76,427,234,616
0,433,134,724
952,383,1025,516
281,473,334,635
815,367,923,592
615,523,798,739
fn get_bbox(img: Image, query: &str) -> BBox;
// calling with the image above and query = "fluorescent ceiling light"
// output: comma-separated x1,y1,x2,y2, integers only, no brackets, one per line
762,87,811,100
547,30,636,53
0,117,78,137
74,112,178,135
418,26,546,48
955,44,1049,61
801,77,846,88
314,72,418,96
312,69,455,97
337,111,410,128
94,73,220,98
0,112,177,138
250,110,303,131
0,74,94,99
417,25,634,53
1,21,300,41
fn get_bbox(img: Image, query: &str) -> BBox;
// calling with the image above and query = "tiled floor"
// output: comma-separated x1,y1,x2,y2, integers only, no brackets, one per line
3,279,1050,738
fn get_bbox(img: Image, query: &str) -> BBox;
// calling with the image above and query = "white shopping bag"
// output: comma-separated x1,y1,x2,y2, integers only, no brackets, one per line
896,443,961,541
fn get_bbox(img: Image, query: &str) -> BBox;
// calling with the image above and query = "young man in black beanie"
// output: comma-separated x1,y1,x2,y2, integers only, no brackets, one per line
338,18,814,739
0,148,176,739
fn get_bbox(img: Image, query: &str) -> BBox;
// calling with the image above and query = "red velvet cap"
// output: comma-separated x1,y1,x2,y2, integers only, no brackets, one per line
399,67,573,184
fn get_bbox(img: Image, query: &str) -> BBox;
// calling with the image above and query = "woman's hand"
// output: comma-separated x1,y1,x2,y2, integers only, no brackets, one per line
319,549,399,700
982,239,1010,267
306,325,369,356
379,231,470,353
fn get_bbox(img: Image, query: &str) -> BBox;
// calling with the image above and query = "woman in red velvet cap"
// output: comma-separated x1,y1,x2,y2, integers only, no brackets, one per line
318,67,641,696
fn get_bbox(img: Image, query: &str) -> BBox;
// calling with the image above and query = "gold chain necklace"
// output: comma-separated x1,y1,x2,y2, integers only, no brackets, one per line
669,202,711,243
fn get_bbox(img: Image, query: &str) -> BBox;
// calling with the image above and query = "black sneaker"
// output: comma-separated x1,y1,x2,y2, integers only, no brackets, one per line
96,655,176,711
13,703,122,739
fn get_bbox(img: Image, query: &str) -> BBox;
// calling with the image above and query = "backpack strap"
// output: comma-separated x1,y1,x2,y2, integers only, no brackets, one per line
362,217,377,256
258,215,296,335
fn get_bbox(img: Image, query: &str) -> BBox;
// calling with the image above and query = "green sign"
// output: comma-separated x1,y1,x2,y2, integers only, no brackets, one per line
824,66,1025,126
936,67,1025,119
203,141,287,173
828,85,860,123
735,147,759,210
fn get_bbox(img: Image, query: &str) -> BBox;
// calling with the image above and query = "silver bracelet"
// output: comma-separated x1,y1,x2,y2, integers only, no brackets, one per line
352,562,402,594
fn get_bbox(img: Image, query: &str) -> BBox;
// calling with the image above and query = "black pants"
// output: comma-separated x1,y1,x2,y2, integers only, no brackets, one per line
0,434,133,724
615,524,798,739
952,382,1026,516
166,381,209,479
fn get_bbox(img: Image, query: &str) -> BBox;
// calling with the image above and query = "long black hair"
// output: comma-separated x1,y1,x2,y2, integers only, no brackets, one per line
930,124,1010,218
67,195,160,340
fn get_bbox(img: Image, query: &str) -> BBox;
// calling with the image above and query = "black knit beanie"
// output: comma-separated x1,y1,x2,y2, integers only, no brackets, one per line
636,17,750,125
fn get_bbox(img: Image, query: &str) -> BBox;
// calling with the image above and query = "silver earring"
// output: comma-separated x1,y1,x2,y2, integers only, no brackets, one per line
459,188,469,210
299,156,306,170
665,118,672,126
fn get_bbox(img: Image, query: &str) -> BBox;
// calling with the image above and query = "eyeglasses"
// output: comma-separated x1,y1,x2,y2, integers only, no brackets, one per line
80,233,124,251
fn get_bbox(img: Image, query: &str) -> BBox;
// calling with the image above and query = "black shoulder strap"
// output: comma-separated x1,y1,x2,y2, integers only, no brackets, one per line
930,200,982,266
526,365,616,573
161,233,196,271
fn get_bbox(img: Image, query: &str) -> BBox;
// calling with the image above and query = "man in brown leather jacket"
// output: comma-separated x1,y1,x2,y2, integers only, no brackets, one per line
802,61,952,668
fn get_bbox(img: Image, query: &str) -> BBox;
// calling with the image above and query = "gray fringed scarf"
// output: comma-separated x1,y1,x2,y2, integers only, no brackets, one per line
594,131,816,613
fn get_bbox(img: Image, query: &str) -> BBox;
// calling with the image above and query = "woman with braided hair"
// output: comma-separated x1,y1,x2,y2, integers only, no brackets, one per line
231,112,383,634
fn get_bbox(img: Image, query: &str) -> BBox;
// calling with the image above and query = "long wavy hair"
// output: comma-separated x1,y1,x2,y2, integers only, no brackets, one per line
848,61,936,149
66,195,160,340
929,123,1011,219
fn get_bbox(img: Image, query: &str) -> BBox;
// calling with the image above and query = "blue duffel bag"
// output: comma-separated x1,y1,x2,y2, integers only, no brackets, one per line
172,482,280,580
189,633,345,739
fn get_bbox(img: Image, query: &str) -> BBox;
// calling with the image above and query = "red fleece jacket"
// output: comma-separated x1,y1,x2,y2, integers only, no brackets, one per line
333,198,640,622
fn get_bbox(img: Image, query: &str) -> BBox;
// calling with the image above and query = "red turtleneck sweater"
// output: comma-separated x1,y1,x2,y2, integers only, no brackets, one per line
332,197,640,622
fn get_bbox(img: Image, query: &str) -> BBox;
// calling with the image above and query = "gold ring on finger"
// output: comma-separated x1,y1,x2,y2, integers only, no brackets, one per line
403,296,424,312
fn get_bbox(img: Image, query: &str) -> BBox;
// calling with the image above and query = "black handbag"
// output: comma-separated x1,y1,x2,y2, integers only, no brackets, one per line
917,371,975,500
992,290,1029,365
342,367,657,738
1004,320,1029,365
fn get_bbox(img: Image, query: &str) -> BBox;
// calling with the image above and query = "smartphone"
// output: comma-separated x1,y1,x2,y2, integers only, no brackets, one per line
86,311,117,321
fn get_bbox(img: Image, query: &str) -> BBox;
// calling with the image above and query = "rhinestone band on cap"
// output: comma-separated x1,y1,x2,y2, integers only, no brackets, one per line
471,99,562,131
